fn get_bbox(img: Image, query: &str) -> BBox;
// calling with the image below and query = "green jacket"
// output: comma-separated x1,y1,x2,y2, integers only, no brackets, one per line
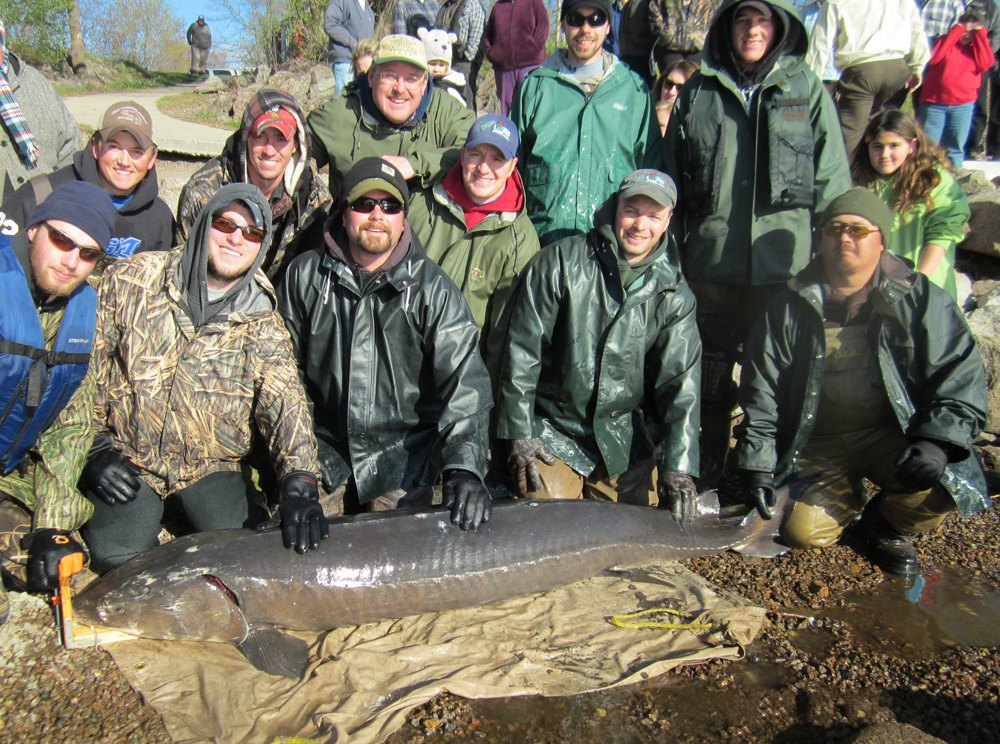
306,79,476,203
868,166,969,301
733,252,989,517
664,0,850,285
495,204,701,478
276,219,492,504
406,169,540,368
510,51,661,246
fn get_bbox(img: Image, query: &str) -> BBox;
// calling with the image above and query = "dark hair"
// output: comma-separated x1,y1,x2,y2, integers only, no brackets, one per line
959,8,986,24
850,109,949,216
652,60,699,101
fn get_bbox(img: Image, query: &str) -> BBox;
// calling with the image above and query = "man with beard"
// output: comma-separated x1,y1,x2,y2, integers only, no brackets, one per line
177,90,331,283
3,101,175,261
78,184,324,574
307,34,475,204
663,0,849,487
0,181,116,624
511,0,660,245
277,157,493,531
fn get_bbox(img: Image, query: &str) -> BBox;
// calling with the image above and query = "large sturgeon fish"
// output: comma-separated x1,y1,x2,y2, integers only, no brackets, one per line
72,493,793,677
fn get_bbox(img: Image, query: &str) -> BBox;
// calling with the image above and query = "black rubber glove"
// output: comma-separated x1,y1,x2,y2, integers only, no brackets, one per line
895,440,948,490
81,437,143,506
659,471,698,523
263,471,329,554
442,470,492,531
508,437,556,496
742,470,776,520
26,528,86,594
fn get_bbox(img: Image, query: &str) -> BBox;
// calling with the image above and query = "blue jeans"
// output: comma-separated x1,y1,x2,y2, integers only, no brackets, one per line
919,102,975,168
332,61,353,93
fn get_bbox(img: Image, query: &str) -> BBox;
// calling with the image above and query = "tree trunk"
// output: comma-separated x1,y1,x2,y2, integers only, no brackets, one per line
69,0,87,75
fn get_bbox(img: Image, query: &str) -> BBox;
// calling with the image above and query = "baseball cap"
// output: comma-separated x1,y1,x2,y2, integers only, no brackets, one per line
561,0,613,21
342,157,410,208
250,107,297,139
374,34,429,74
464,114,519,161
99,101,155,151
618,169,677,208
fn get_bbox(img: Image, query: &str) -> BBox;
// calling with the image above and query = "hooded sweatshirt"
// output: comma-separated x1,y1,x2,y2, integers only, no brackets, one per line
175,89,331,282
2,146,174,259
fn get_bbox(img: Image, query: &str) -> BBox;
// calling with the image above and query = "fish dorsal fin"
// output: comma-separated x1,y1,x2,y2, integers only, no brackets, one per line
238,625,310,679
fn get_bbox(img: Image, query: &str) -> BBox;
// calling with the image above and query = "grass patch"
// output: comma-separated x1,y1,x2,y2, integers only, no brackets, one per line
158,93,240,130
53,58,199,95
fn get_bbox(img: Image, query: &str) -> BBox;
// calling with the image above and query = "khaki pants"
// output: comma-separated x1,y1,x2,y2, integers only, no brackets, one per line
783,425,954,549
526,457,659,507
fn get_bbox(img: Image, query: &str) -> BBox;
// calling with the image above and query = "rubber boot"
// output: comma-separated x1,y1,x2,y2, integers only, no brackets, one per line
862,510,919,576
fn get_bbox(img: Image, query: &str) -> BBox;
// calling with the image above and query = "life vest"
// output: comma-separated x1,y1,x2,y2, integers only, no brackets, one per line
0,232,97,474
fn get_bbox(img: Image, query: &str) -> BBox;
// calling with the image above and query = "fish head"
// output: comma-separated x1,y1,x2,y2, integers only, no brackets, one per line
73,568,250,643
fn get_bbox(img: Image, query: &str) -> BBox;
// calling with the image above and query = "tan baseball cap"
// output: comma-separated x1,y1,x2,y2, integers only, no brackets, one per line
374,34,429,73
99,101,155,150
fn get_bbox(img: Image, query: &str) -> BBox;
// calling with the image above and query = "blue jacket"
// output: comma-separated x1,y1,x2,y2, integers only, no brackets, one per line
0,233,97,473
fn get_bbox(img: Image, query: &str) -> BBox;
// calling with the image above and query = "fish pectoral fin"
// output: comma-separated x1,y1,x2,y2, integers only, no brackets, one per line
237,625,310,679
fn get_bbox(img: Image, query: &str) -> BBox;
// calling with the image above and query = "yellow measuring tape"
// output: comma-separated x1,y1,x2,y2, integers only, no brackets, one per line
610,607,714,631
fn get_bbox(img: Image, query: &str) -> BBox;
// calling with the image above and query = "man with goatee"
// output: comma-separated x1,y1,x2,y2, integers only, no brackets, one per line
277,157,493,532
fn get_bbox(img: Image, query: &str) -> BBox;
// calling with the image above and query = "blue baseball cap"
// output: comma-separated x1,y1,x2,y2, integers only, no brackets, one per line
464,114,519,161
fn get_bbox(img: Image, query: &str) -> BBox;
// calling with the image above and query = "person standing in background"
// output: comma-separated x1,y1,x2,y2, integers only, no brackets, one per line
324,0,376,93
186,15,212,75
483,0,551,115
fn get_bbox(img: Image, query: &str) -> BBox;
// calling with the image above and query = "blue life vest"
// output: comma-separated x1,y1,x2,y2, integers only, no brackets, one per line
0,232,97,474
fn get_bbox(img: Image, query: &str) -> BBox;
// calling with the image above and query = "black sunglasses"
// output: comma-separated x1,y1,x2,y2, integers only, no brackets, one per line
42,222,103,262
349,196,404,215
211,215,266,243
565,10,608,27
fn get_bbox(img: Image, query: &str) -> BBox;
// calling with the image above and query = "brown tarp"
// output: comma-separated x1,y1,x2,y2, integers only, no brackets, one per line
106,563,765,743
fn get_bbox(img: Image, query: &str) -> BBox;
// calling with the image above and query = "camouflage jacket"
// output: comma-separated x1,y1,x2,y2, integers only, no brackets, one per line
175,155,331,284
92,248,320,497
0,305,96,532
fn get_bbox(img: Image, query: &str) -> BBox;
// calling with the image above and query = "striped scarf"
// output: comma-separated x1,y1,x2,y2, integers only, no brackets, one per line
0,21,38,169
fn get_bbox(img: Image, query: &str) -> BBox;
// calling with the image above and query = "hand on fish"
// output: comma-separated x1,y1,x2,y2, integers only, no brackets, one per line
658,470,697,523
740,470,776,520
25,528,87,593
508,437,556,496
442,469,492,530
259,471,330,553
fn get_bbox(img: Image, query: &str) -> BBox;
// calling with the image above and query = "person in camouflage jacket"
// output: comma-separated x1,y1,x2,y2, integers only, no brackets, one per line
79,184,325,572
176,89,332,284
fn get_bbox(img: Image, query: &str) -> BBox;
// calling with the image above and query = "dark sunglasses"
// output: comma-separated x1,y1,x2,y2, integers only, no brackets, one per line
43,222,103,262
565,10,608,27
211,215,266,243
349,196,404,215
822,222,878,240
662,80,684,91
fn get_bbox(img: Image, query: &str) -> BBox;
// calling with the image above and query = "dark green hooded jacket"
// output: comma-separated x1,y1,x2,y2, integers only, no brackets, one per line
664,0,850,285
495,200,701,478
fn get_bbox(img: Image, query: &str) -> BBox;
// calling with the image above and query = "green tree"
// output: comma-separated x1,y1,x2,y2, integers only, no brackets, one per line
80,0,186,70
0,0,70,69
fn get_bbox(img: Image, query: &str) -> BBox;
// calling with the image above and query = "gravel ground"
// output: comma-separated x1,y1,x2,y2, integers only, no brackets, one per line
1,478,997,743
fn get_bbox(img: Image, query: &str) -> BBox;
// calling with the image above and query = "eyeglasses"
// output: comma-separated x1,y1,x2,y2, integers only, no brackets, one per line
565,10,608,27
42,222,103,262
822,222,878,240
377,69,426,88
662,80,684,91
211,215,266,243
349,196,404,215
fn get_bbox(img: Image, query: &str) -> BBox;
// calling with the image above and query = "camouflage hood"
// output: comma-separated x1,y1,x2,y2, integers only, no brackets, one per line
223,88,310,199
177,183,274,328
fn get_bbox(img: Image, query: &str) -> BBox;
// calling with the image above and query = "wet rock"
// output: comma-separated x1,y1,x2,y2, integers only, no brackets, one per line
848,722,946,743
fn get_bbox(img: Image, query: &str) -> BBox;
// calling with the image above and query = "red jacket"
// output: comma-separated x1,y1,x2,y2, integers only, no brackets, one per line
483,0,550,70
921,25,994,105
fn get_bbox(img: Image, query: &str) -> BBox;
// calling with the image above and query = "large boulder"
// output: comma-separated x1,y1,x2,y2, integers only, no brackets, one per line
967,281,1000,436
956,168,1000,260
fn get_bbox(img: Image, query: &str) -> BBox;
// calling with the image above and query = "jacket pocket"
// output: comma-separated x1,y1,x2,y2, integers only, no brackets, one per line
681,96,724,218
767,97,815,208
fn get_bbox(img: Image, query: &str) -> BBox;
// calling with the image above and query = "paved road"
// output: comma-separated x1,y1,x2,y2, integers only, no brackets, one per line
60,84,230,157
